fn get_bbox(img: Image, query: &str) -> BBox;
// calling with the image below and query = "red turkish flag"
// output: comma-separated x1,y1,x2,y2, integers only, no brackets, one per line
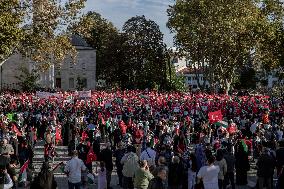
55,127,62,143
86,148,97,164
208,110,223,124
12,124,22,136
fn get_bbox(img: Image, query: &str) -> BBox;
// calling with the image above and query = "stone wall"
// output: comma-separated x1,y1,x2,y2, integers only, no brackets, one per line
55,47,96,90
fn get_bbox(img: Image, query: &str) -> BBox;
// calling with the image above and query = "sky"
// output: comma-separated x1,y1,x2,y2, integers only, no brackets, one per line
84,0,175,46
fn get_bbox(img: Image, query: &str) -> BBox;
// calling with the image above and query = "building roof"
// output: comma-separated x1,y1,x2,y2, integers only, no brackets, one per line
70,34,91,48
177,67,204,75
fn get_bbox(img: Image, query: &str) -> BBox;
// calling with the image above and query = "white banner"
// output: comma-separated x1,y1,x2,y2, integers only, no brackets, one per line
36,91,50,99
36,92,63,99
78,90,92,98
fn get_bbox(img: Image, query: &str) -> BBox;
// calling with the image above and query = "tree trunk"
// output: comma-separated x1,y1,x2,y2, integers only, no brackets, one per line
225,79,231,95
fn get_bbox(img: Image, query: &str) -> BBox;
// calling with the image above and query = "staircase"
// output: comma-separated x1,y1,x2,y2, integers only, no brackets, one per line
32,141,70,188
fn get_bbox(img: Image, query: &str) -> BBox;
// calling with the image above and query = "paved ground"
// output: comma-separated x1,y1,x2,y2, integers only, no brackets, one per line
18,141,263,189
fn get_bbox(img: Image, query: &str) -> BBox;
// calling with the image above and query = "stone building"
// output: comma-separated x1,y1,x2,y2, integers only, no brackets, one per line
54,35,96,90
0,35,96,91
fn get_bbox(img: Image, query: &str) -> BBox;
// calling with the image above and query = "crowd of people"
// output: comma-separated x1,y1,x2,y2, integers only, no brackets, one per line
0,90,283,189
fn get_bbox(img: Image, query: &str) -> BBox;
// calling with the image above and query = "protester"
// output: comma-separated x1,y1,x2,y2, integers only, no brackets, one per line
276,140,284,175
197,156,219,189
147,166,167,189
64,150,86,189
0,164,13,189
133,160,153,189
0,138,14,166
214,149,227,189
114,141,125,187
140,142,156,168
256,147,276,189
1,90,284,189
223,148,236,189
187,153,197,189
121,145,139,189
97,161,107,189
30,162,57,189
235,140,250,186
100,142,113,189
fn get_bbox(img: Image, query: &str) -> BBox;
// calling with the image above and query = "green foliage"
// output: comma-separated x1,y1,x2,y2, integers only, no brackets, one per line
19,0,87,69
15,66,39,91
0,0,24,62
122,15,167,89
167,63,186,91
167,0,284,93
234,67,257,89
71,11,121,81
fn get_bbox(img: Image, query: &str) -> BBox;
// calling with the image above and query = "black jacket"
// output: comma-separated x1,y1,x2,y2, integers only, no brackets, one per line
148,177,165,189
100,148,113,171
257,153,276,177
30,171,57,189
276,147,284,168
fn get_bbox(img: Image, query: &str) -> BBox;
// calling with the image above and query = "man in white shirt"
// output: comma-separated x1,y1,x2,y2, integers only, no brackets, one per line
140,143,156,167
64,150,86,189
197,156,220,189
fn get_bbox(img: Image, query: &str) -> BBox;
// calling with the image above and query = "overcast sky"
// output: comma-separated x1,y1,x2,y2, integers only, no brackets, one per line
84,0,175,46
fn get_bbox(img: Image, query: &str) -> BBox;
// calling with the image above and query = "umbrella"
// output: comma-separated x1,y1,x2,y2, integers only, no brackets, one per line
87,124,96,130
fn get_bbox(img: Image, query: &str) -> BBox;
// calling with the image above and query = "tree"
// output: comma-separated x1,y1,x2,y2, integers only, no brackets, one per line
167,0,279,94
16,66,39,91
122,15,166,89
19,0,86,70
71,11,120,80
0,0,24,63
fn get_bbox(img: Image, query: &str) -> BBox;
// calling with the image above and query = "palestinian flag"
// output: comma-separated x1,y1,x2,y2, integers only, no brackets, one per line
20,160,30,174
215,121,228,133
215,121,228,128
241,139,248,152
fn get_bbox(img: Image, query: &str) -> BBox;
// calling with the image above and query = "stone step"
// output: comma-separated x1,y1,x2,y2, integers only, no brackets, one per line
34,145,68,150
33,157,71,162
34,151,69,155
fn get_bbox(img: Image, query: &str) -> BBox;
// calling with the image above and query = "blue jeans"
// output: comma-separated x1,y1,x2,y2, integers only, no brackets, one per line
68,181,82,189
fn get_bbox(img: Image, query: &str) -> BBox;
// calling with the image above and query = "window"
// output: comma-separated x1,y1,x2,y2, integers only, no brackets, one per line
192,85,197,88
187,76,191,81
69,78,74,88
55,78,61,88
70,61,74,69
81,78,87,88
82,63,86,69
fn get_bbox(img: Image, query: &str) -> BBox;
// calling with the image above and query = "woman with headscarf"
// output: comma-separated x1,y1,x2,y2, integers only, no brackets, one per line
30,162,57,189
235,140,250,186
